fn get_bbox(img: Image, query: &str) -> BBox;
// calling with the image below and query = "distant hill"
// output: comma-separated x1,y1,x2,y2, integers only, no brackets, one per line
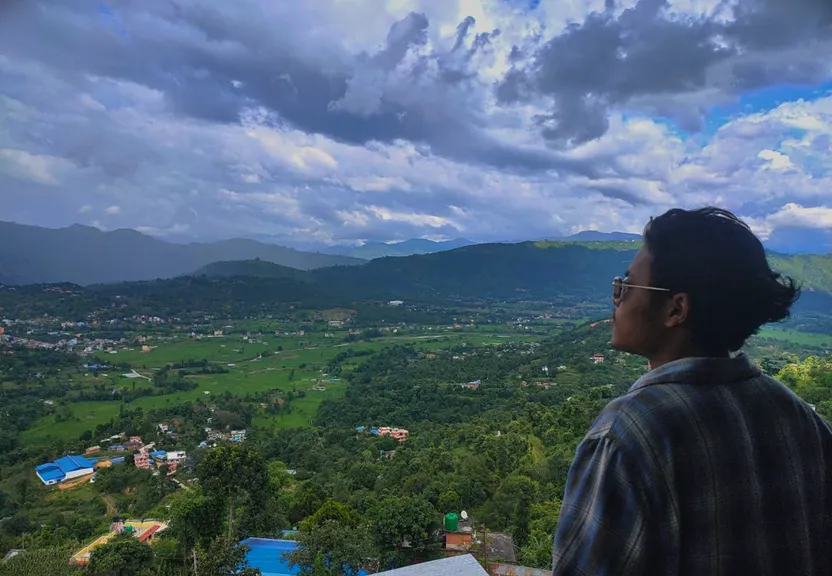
183,241,832,305
323,238,477,259
191,259,313,281
310,241,639,301
4,240,830,332
768,253,832,292
0,222,363,285
563,231,642,242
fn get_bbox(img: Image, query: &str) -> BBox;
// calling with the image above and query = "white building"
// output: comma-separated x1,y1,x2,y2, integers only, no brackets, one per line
166,451,187,464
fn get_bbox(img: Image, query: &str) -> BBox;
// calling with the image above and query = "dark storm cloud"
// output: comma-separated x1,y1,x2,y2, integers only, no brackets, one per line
0,0,599,174
3,0,832,160
499,0,832,145
1,0,831,250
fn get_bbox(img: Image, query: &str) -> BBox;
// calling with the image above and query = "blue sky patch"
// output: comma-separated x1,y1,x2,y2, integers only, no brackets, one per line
701,82,832,136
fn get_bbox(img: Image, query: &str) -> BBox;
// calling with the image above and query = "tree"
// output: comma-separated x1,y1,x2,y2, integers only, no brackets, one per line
437,489,460,513
88,533,154,576
518,531,553,570
366,496,440,566
777,356,832,404
302,500,358,530
287,519,376,576
197,444,270,538
196,535,261,576
513,492,532,549
168,487,225,554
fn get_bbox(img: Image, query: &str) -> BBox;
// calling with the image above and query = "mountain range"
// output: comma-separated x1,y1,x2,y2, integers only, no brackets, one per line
0,221,362,285
315,233,641,259
319,238,477,259
0,222,645,285
3,239,830,333
192,240,832,309
1,222,828,291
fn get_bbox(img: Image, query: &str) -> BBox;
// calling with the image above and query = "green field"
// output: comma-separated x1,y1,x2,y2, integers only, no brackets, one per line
21,330,544,445
757,328,832,348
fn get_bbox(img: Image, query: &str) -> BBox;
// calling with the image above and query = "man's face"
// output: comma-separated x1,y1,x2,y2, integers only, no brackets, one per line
611,247,664,357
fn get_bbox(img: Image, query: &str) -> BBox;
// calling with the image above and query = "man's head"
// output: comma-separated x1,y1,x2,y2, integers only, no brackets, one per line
611,207,800,366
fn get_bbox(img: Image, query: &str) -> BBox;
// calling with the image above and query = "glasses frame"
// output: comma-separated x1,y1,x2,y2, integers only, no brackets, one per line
613,276,671,300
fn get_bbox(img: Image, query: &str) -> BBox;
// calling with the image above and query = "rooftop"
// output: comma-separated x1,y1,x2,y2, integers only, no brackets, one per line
375,554,487,576
54,455,96,472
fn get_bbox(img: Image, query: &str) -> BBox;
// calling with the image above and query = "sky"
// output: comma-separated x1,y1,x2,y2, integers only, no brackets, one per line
1,0,832,253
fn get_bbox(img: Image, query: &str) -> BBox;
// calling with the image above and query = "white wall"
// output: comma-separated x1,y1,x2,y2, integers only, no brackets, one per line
63,468,94,481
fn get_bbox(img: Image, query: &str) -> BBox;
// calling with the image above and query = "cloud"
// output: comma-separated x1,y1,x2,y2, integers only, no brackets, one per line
0,0,830,251
0,148,75,186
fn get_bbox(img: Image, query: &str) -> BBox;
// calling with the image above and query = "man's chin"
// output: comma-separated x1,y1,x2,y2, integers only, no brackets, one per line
611,335,632,354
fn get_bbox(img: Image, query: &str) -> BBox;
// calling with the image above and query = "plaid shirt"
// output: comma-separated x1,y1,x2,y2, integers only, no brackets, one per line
552,353,832,576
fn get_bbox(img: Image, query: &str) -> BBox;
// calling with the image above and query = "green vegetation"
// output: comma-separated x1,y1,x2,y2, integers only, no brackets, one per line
0,266,829,575
757,327,832,348
768,253,832,292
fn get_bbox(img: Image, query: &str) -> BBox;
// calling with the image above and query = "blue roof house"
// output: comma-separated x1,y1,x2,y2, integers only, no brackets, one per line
35,455,96,486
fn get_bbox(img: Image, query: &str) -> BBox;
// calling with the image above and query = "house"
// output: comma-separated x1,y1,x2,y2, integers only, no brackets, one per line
166,451,187,464
35,455,96,486
378,427,409,443
124,436,143,450
230,430,246,442
134,452,151,469
591,353,605,364
375,554,486,575
108,445,125,452
150,450,167,462
85,445,101,455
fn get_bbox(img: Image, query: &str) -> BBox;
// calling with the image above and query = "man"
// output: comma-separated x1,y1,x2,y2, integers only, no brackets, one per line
551,207,832,575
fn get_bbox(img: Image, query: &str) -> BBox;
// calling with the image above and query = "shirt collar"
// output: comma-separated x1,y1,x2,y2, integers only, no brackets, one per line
629,352,762,393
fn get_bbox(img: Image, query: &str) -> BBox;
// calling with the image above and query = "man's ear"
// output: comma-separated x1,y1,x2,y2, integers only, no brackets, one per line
664,292,690,328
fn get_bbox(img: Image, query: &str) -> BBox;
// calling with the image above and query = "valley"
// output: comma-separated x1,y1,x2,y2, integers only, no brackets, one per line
0,243,830,575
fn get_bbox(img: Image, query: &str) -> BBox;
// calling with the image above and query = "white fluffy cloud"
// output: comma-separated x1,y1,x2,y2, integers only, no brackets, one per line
0,0,830,252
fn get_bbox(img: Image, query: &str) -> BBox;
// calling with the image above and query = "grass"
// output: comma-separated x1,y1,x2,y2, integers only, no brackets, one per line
756,327,832,348
23,401,124,443
20,329,550,446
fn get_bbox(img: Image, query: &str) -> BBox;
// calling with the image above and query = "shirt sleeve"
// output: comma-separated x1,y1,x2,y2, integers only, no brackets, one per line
551,435,650,576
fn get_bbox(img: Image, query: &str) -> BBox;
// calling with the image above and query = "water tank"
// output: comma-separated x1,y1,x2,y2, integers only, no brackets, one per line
444,512,458,532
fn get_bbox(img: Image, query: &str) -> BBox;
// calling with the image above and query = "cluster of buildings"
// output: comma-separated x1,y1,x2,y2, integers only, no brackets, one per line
355,426,409,443
134,447,187,475
34,431,192,485
200,428,247,447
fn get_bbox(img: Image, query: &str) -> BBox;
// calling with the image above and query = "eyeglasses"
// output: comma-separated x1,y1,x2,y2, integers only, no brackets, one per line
613,276,670,300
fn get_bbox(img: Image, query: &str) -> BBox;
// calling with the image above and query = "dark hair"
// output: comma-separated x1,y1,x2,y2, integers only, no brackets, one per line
643,207,801,353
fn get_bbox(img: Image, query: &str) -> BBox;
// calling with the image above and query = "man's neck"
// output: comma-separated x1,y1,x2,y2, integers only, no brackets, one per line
649,347,730,371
